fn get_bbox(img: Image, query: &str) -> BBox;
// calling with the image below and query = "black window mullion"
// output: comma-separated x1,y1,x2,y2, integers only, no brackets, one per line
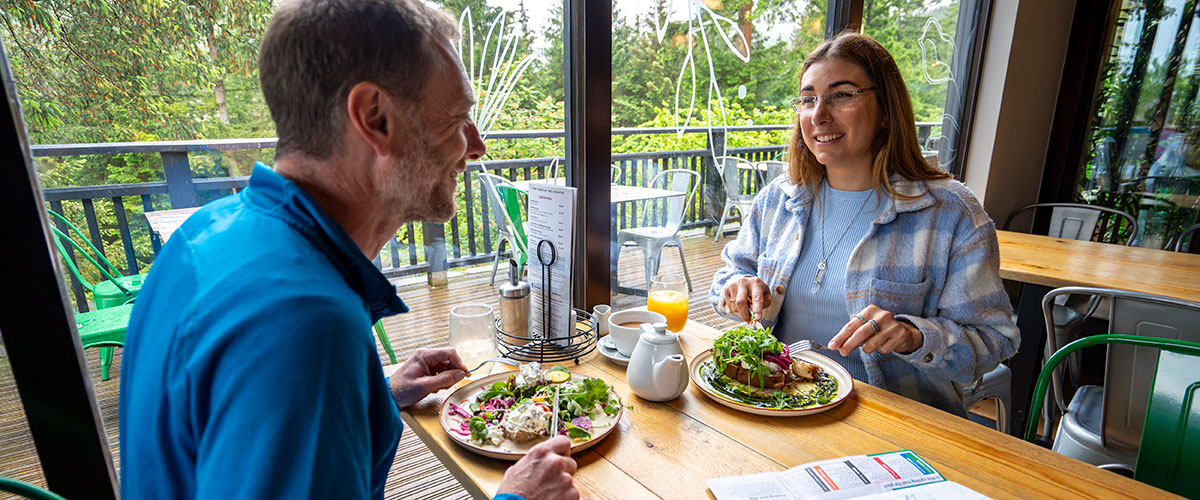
0,41,120,499
826,0,864,39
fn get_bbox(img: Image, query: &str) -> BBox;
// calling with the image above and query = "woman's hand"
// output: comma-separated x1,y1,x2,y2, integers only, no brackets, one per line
829,305,923,356
723,276,771,324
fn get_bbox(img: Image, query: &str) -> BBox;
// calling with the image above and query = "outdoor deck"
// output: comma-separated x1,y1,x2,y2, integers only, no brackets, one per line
0,229,740,498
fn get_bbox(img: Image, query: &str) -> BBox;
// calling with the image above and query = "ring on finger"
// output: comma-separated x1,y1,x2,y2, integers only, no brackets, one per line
855,314,868,324
867,318,880,333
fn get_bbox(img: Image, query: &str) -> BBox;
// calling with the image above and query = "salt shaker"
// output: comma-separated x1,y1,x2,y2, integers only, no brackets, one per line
498,259,531,342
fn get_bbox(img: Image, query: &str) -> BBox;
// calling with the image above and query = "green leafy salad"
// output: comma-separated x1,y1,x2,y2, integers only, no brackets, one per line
705,326,839,410
447,363,621,449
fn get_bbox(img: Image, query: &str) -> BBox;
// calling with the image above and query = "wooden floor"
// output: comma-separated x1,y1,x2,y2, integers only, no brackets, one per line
0,228,740,498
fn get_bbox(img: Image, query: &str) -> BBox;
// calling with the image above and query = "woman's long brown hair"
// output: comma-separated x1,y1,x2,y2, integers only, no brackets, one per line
787,31,950,198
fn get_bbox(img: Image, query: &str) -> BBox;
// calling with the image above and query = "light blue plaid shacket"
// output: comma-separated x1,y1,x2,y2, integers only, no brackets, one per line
709,174,1020,416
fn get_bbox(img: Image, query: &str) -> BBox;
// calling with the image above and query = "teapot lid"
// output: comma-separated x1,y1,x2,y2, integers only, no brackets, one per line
638,322,677,344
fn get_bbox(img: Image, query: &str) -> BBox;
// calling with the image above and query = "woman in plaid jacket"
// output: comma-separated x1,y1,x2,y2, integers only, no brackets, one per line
709,32,1018,416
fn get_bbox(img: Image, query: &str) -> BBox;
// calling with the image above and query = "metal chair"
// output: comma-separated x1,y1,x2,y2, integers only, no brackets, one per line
1003,203,1138,245
754,160,787,186
74,302,134,381
1024,333,1200,497
47,209,148,378
615,169,699,292
0,477,67,500
961,364,1011,433
372,320,396,365
47,209,147,309
713,156,756,241
1132,347,1200,497
1003,203,1138,404
1173,223,1199,252
478,172,528,286
1037,287,1200,471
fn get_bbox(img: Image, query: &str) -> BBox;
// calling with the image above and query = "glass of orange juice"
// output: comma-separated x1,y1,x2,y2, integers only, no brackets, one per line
648,273,689,332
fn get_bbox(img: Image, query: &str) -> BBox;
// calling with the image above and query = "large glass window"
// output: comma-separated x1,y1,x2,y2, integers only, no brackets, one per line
864,0,984,171
1076,0,1200,249
1,0,563,495
607,0,825,327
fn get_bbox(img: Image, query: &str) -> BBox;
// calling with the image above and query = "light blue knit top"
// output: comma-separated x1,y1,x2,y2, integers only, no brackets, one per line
774,182,885,382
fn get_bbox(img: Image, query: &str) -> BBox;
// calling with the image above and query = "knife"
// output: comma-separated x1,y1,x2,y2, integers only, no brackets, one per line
550,386,561,438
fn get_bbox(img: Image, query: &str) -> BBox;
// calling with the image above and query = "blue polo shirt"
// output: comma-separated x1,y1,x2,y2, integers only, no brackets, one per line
119,165,410,498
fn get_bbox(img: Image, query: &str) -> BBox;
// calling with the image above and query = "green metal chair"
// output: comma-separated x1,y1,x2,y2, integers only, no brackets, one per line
74,302,133,380
478,173,528,285
46,209,147,309
373,320,396,365
0,477,67,500
1025,334,1200,497
48,209,147,376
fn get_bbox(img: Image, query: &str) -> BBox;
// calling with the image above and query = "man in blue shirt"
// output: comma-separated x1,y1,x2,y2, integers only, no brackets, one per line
118,1,578,498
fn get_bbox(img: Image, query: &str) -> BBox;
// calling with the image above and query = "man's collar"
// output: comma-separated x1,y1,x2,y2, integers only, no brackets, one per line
245,164,408,320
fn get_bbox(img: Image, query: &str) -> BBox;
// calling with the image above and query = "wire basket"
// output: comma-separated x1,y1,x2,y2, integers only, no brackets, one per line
495,308,596,364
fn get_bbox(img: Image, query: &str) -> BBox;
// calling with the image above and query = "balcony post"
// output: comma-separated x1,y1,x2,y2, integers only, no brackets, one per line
702,129,727,237
422,222,448,286
162,151,198,208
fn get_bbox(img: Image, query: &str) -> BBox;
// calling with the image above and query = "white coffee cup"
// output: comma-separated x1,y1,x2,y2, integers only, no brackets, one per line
608,308,666,357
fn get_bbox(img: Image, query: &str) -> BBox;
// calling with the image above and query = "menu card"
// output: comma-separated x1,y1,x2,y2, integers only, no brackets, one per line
527,183,576,343
707,450,986,500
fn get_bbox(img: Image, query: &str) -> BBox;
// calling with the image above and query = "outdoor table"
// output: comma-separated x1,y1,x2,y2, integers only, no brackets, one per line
399,320,1175,499
144,206,201,243
509,178,683,204
996,229,1200,437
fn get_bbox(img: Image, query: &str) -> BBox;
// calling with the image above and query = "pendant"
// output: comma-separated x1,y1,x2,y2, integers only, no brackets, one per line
811,260,827,294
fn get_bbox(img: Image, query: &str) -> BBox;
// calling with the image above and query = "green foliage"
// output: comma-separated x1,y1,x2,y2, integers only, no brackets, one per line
5,0,988,289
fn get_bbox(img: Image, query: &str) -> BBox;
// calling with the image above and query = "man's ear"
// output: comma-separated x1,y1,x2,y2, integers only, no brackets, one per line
346,81,399,158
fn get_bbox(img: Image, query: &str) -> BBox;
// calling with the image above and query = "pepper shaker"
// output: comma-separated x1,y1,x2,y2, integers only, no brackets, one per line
498,259,531,344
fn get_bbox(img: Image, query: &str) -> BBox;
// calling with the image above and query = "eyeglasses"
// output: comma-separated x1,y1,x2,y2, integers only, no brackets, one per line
790,87,876,112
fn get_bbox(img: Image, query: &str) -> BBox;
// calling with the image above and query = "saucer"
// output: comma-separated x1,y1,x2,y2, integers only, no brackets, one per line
598,337,631,366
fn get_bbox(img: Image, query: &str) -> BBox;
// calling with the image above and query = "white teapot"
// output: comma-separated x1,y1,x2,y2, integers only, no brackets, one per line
625,322,689,402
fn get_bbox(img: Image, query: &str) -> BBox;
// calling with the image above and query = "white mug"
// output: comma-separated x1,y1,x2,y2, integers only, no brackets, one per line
608,308,666,357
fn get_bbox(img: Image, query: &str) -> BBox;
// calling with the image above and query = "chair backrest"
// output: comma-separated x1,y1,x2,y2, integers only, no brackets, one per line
1004,203,1138,246
46,209,128,293
1134,348,1200,497
0,477,67,500
642,169,699,233
1042,287,1200,452
1174,223,1200,252
713,156,754,201
755,161,787,185
495,185,528,254
477,172,521,245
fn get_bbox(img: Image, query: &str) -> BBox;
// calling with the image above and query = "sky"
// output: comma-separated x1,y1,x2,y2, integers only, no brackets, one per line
482,0,804,51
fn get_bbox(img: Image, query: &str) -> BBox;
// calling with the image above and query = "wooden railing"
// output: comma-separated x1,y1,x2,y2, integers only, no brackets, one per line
36,123,941,308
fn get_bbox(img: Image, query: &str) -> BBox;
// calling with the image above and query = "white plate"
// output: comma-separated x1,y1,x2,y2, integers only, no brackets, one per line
597,337,630,366
440,371,623,460
689,349,854,417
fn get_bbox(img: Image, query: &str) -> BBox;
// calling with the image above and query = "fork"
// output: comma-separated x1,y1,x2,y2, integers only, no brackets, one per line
465,357,520,374
789,339,829,354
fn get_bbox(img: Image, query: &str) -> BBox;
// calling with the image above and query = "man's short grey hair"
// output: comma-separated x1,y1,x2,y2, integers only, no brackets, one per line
259,0,459,160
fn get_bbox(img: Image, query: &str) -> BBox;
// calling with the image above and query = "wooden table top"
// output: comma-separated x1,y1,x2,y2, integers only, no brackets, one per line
401,321,1174,499
997,230,1200,302
509,179,683,204
144,206,201,243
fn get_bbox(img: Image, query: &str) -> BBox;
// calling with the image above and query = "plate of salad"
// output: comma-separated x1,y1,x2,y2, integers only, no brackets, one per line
689,325,853,416
440,362,623,460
